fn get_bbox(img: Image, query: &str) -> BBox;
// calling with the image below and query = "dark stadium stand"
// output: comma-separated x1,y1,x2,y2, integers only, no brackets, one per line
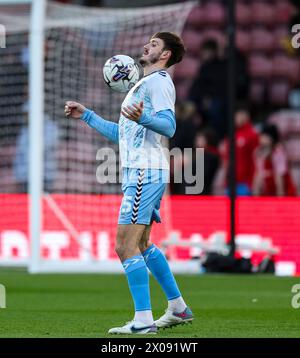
173,0,300,195
174,0,298,108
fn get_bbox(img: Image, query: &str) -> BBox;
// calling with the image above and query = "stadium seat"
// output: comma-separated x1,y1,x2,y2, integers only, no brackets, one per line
202,1,226,26
0,145,16,167
174,56,199,80
236,2,252,26
285,139,300,163
273,26,290,51
274,0,293,24
182,30,202,57
250,28,275,52
268,80,290,106
287,59,300,85
0,145,18,192
248,54,272,79
272,54,292,77
272,55,300,84
249,80,266,106
236,29,251,53
0,168,18,193
290,166,300,194
185,6,205,29
290,114,300,134
175,80,193,101
251,1,275,26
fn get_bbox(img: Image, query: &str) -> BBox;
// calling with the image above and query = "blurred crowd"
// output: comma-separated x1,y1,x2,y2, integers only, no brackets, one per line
170,98,297,196
169,0,300,196
2,0,300,196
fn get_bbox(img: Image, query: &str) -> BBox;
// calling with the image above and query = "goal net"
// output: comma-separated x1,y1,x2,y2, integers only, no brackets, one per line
0,1,195,272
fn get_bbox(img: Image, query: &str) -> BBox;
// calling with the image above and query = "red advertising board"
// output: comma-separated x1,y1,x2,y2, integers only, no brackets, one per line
0,194,299,274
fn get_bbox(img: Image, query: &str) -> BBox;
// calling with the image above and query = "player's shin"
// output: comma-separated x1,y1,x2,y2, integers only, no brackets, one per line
122,255,154,325
142,244,187,313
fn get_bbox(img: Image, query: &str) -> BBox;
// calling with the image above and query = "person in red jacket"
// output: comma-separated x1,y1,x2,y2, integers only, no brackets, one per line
253,124,297,196
221,105,259,195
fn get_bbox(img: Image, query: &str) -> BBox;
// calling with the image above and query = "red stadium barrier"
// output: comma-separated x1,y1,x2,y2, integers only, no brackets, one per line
0,194,299,275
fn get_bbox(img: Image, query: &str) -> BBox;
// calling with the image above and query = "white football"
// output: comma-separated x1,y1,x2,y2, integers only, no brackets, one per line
102,55,140,93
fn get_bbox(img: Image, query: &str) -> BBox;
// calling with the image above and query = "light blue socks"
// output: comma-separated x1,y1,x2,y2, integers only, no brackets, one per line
122,254,151,312
123,248,186,320
142,244,182,300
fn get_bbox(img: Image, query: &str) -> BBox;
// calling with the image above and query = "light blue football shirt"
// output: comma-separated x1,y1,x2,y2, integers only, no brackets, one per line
119,70,175,169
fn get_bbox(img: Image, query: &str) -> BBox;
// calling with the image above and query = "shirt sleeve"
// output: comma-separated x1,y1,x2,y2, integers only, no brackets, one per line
80,109,119,144
147,75,175,113
138,109,176,138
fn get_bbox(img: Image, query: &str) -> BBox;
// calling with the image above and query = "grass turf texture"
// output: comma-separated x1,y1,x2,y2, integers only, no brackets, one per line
0,269,299,338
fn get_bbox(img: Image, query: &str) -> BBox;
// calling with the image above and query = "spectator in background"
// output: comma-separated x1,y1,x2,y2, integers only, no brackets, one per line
194,128,220,195
170,127,220,195
224,46,249,102
253,124,297,196
221,105,259,196
188,39,228,141
13,103,59,193
169,101,200,194
170,101,198,150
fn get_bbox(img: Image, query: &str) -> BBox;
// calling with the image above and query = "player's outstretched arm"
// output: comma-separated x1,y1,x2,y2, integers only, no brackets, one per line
64,101,86,118
65,101,119,144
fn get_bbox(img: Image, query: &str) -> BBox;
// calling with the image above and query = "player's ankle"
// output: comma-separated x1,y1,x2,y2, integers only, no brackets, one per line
134,310,154,325
167,296,187,313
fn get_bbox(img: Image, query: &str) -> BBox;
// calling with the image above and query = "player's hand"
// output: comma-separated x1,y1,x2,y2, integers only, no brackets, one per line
64,101,86,119
121,101,144,122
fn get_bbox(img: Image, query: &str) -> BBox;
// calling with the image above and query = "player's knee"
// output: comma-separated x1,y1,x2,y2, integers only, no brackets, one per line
115,237,132,260
138,240,148,253
115,236,140,261
139,240,153,254
115,241,125,259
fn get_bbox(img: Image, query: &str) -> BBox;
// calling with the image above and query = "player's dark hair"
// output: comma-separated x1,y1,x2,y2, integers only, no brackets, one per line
151,32,186,67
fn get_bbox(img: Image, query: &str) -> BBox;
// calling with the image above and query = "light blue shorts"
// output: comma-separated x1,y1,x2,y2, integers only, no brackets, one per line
118,168,168,225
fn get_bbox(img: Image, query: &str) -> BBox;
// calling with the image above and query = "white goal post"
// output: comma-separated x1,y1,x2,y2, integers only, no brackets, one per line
0,0,196,273
0,0,46,273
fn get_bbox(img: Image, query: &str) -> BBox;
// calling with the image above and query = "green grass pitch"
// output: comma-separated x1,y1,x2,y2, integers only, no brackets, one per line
0,269,299,338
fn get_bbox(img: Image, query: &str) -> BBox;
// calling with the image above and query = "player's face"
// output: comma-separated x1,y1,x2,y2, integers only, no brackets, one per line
139,38,168,67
